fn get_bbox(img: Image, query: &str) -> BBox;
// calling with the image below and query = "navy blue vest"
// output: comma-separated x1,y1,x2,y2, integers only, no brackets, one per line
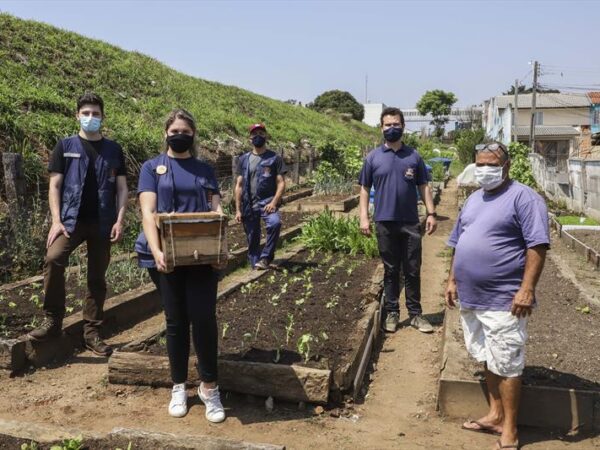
134,153,218,268
60,135,122,237
239,149,279,218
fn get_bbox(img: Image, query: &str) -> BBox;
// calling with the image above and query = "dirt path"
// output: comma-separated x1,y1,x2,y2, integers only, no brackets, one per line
0,181,598,449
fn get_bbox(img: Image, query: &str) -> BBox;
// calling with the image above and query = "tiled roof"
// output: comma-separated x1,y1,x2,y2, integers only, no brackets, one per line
513,125,580,137
588,92,600,104
496,93,590,109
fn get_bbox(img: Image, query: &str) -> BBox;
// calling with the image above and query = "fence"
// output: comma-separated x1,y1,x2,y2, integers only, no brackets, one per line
530,153,600,220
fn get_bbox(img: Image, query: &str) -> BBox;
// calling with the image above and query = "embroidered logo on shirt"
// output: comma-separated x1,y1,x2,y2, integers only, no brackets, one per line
156,165,167,175
263,166,271,175
404,167,415,179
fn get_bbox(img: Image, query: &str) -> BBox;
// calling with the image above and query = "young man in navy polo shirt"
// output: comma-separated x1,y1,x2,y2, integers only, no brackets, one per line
359,107,437,333
29,93,128,356
234,123,287,269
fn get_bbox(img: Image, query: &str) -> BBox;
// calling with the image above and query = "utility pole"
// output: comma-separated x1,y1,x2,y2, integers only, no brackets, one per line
529,61,539,152
513,79,519,142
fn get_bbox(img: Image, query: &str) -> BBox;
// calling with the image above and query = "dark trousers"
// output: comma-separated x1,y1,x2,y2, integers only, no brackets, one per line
149,265,218,384
43,221,111,340
242,209,282,267
375,221,423,317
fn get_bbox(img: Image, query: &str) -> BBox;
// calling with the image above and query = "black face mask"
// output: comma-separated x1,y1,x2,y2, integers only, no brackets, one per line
167,133,194,153
251,135,267,148
383,127,403,143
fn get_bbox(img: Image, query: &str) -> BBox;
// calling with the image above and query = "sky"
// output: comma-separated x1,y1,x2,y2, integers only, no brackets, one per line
1,0,600,109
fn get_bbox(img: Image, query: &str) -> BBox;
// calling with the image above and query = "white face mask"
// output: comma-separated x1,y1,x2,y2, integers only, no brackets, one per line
475,165,505,191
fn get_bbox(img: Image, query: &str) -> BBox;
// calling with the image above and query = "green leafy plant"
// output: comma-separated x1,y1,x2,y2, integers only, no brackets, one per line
508,142,537,188
30,293,42,308
241,332,253,349
297,333,314,363
300,211,378,257
222,322,229,339
285,313,295,345
326,295,340,309
50,435,83,450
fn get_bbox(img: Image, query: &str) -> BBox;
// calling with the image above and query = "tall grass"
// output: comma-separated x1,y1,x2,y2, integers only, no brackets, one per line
299,211,379,257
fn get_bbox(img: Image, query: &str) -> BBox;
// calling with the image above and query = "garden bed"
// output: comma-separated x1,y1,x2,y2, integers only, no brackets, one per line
0,258,150,340
227,211,313,253
439,257,600,431
285,193,360,213
0,418,284,450
109,249,382,403
568,229,600,254
549,217,600,270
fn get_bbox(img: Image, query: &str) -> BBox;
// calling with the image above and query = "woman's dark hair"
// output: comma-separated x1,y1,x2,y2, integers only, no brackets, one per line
164,108,198,157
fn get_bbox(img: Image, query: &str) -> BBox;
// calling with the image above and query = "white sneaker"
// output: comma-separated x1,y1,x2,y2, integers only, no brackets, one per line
198,383,226,423
168,383,188,418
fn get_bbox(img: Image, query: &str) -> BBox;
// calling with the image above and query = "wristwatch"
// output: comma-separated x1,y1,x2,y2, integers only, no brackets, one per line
427,212,438,218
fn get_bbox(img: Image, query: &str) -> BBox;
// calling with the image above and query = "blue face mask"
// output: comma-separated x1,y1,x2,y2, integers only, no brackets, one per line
251,135,266,148
383,126,403,143
80,116,102,133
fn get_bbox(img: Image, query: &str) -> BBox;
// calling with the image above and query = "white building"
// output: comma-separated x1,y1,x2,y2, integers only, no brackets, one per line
362,103,386,127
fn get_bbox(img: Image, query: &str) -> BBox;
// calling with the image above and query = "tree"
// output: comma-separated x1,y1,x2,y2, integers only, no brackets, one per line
454,128,485,165
416,90,457,138
308,90,364,121
502,85,560,95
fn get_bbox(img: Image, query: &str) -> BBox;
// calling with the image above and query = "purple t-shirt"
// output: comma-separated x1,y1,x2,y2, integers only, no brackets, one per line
358,144,428,223
447,181,550,311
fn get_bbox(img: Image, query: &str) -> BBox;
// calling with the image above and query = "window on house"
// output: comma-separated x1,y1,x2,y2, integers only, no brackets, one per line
534,111,543,125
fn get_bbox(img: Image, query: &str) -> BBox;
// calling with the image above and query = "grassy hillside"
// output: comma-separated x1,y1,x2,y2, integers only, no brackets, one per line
0,13,380,282
0,13,379,181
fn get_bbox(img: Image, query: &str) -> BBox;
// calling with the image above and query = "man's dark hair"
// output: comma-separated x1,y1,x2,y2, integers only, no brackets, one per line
77,92,104,115
380,107,405,127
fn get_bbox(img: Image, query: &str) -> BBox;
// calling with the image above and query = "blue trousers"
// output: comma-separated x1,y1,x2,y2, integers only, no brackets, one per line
242,209,282,267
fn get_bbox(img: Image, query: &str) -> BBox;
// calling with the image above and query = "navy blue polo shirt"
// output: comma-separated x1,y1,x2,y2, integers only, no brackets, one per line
138,156,220,212
358,144,427,223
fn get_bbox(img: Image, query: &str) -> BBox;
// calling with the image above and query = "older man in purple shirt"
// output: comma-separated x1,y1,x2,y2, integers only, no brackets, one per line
445,142,549,450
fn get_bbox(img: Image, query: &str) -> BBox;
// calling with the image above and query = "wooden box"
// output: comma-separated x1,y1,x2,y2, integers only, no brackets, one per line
155,212,228,272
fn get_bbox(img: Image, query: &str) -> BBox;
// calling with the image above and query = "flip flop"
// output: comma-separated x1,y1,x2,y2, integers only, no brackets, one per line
461,420,502,436
495,439,520,449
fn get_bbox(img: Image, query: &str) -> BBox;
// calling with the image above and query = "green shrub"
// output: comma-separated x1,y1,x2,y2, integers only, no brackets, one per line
508,142,537,188
299,211,378,257
431,163,445,182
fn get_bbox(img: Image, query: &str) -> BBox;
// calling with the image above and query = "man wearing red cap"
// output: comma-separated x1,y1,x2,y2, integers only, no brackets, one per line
234,123,287,269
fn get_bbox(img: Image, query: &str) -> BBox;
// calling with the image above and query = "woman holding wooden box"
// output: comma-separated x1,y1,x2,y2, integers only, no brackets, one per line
134,109,226,423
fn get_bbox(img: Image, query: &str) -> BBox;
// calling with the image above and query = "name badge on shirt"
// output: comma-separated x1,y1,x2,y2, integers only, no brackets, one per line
64,153,81,158
156,165,167,175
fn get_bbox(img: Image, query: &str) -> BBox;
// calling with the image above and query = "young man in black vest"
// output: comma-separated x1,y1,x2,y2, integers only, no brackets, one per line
29,93,128,357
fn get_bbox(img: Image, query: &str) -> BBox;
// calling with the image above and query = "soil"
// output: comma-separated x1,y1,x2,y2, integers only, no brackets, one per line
0,258,149,339
146,249,377,373
0,212,312,341
301,194,354,203
0,181,597,449
226,211,312,252
457,243,600,391
568,229,600,253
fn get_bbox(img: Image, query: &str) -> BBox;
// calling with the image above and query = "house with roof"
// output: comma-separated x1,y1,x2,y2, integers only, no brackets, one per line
483,92,591,173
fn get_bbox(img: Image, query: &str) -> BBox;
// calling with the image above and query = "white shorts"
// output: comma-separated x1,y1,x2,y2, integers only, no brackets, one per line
460,308,528,378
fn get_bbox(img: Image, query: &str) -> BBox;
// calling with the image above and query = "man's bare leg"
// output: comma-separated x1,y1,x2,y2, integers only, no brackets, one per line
496,376,521,448
463,366,504,434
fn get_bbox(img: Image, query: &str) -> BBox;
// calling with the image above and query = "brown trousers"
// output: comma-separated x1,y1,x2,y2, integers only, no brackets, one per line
43,221,111,340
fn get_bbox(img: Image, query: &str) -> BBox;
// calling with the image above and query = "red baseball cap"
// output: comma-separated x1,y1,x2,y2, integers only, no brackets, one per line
248,123,266,134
